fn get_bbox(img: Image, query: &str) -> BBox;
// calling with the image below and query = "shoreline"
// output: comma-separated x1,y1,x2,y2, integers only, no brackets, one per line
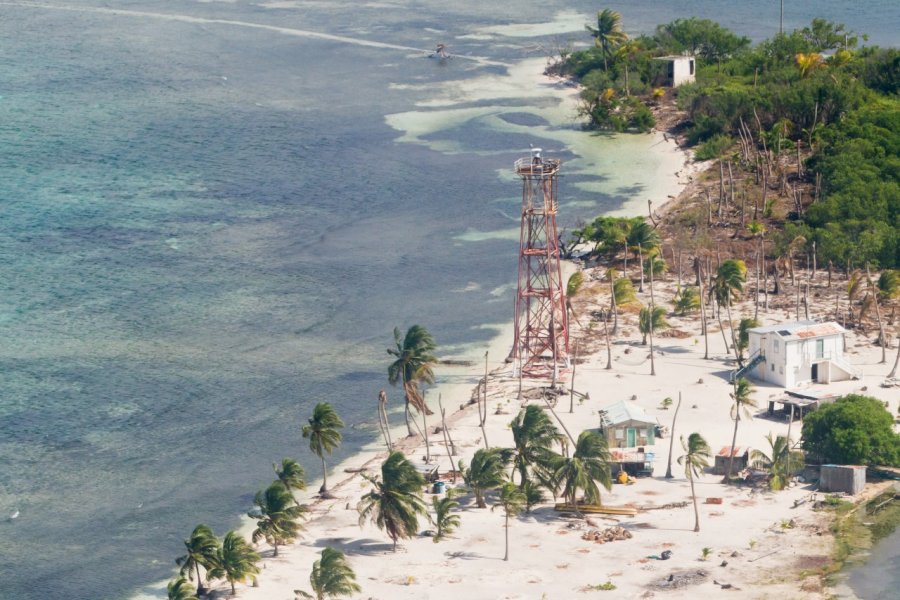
139,63,898,600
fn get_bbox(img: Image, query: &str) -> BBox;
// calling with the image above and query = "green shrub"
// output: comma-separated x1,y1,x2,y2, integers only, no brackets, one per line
694,134,732,160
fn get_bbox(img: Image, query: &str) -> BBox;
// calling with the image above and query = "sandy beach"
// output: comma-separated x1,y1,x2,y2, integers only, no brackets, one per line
189,219,899,600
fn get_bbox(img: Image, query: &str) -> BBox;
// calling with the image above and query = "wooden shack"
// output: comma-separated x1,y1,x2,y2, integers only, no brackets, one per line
713,446,750,475
597,400,658,449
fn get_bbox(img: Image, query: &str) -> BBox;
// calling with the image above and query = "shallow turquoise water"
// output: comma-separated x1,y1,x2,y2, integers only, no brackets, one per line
0,1,895,598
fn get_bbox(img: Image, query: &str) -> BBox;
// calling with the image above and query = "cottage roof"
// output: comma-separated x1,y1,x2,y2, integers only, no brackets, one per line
598,400,657,427
749,320,845,341
716,446,747,458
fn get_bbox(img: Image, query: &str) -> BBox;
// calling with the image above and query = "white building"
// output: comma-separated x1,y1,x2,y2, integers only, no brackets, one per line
653,56,696,87
742,321,857,389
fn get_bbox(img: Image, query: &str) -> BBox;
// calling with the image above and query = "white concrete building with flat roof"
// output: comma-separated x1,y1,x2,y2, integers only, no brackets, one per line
654,56,696,87
740,321,857,389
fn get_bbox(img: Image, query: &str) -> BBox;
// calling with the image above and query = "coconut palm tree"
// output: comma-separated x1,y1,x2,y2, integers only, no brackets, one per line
302,402,344,495
639,306,668,345
751,433,804,491
296,547,361,600
387,325,438,437
167,577,195,600
628,222,661,292
714,259,747,362
566,271,585,326
431,489,461,543
796,52,824,77
553,430,613,512
585,9,628,71
678,433,711,532
273,458,307,506
208,531,261,595
521,479,546,512
250,481,307,557
614,39,643,96
610,274,637,334
725,378,758,480
673,286,701,315
736,318,761,362
175,524,220,597
357,451,427,550
461,447,512,508
493,482,526,562
510,405,564,487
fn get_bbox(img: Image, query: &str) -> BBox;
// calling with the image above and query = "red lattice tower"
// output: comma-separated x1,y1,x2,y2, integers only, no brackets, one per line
510,149,569,379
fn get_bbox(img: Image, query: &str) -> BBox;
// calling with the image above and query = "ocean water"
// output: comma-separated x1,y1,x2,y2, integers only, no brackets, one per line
0,2,896,599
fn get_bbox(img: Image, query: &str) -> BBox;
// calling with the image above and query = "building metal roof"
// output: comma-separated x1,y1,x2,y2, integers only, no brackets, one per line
749,320,845,341
598,400,657,427
717,446,747,458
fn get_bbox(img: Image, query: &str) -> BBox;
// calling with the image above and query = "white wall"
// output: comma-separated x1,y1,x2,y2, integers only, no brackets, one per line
747,332,845,388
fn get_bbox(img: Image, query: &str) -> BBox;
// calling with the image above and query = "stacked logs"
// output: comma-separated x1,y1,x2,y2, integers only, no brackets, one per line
581,526,633,544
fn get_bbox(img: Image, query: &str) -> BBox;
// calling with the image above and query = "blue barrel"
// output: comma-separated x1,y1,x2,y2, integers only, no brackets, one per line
433,481,445,494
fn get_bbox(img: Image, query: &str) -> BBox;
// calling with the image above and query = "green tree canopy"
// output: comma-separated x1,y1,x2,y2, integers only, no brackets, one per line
801,394,900,466
655,18,750,65
296,547,361,600
357,451,427,550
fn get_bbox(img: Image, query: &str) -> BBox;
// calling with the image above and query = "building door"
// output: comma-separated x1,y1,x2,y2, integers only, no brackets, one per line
626,428,636,447
812,363,819,382
816,339,824,359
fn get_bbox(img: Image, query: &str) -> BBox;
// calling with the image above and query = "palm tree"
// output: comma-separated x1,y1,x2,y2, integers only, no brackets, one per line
585,9,628,71
673,286,701,315
431,489,461,542
751,433,804,491
725,378,758,480
628,222,660,292
273,458,307,506
250,481,307,557
175,524,220,597
167,577,195,600
847,269,865,326
296,547,361,600
736,318,761,362
714,259,747,362
461,447,511,508
521,479,546,513
614,39,642,96
553,430,613,512
639,306,668,345
678,433,711,532
510,405,564,487
302,402,344,495
387,325,438,437
611,275,637,334
566,271,585,326
357,451,427,550
209,531,261,595
796,52,824,77
493,482,526,561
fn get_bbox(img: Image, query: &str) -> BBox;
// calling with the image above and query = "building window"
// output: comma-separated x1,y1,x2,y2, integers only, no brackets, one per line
816,339,824,359
690,59,695,75
774,339,780,354
771,363,775,372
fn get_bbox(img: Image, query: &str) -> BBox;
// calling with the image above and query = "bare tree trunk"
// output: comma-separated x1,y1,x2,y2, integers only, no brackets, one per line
699,267,709,359
664,393,682,479
868,266,888,364
638,243,645,293
610,269,619,334
649,258,657,376
888,329,900,378
569,341,578,413
603,311,613,370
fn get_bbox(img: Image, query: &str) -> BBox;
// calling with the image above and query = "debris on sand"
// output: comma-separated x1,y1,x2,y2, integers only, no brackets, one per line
649,569,708,590
581,526,633,544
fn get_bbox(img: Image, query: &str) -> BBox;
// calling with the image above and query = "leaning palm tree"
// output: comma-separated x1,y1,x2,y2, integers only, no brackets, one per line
611,275,637,334
387,325,438,437
725,378,758,480
678,433,711,532
673,286,701,315
296,547,361,600
566,271,585,326
208,531,261,595
175,524,220,597
357,451,427,551
493,482,526,562
585,8,628,71
302,402,344,495
273,457,307,506
553,430,613,512
461,447,512,508
714,259,747,362
431,489,461,543
167,577,195,600
638,305,668,345
510,405,564,487
250,481,307,557
751,433,804,491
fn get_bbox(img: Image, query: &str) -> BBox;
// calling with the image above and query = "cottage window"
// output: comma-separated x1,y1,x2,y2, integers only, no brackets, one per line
816,339,824,359
615,429,624,440
774,339,780,353
771,363,775,372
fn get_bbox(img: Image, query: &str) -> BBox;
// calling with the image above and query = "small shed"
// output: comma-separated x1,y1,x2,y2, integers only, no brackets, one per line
819,464,866,495
653,56,696,87
598,401,658,449
713,446,750,475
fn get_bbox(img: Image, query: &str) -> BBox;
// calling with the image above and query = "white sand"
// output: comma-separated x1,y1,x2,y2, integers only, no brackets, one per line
215,269,899,600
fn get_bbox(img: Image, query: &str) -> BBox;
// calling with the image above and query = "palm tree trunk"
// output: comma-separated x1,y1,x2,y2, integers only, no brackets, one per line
320,453,328,494
649,257,656,376
638,244,645,292
404,399,415,438
422,406,430,463
610,272,619,334
195,563,205,597
698,267,709,359
603,311,613,370
889,332,900,378
716,301,730,355
689,473,700,532
231,581,236,595
274,540,279,557
664,394,681,479
504,512,510,561
725,302,741,364
726,409,740,480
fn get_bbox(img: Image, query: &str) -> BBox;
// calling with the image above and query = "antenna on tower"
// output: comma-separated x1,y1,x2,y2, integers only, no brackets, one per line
509,151,569,383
